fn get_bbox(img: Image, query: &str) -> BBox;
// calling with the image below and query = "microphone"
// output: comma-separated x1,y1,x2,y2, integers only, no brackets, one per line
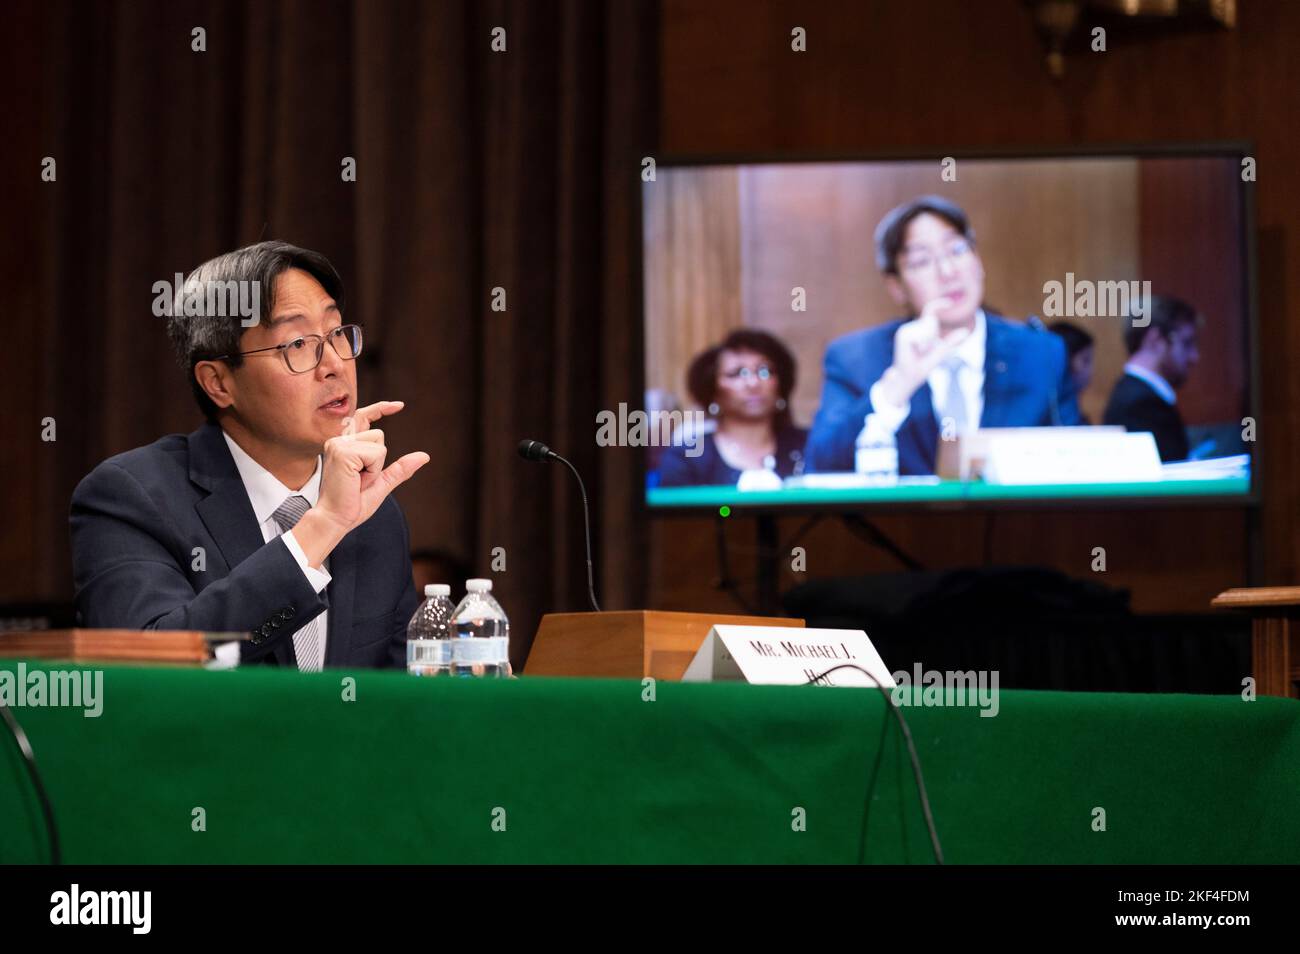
517,439,554,462
516,439,602,613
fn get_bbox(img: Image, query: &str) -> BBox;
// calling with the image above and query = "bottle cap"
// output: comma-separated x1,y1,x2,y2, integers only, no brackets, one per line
425,584,451,597
466,578,493,592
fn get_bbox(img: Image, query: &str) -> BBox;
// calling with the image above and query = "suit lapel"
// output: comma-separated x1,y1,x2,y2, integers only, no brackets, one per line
904,382,940,472
188,423,296,667
324,531,357,667
980,314,1012,428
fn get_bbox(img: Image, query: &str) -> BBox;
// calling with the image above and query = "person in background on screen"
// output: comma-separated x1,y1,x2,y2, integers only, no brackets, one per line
1048,321,1096,423
657,329,808,487
1103,294,1201,462
804,195,1080,475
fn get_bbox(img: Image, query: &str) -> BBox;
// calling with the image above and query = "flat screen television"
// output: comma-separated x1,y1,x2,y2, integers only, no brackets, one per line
639,146,1258,512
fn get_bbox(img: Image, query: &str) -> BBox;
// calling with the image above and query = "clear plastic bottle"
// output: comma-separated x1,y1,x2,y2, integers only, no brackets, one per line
855,415,899,484
406,584,457,676
450,579,511,678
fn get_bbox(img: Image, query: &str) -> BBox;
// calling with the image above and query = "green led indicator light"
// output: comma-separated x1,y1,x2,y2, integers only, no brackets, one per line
719,505,731,517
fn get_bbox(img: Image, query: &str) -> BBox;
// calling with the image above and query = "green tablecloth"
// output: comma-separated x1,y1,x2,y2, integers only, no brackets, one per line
1,662,1296,864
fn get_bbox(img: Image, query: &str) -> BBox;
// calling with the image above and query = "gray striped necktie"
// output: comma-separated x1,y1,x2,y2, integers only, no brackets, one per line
271,495,323,672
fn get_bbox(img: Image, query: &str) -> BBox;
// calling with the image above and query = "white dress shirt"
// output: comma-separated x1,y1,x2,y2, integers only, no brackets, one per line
214,431,331,669
1122,362,1177,405
864,309,988,437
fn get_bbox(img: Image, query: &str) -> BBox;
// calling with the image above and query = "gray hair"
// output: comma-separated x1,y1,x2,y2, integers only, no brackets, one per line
165,241,345,419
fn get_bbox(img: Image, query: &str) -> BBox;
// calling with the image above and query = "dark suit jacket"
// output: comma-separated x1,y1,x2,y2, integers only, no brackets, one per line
805,313,1081,475
1102,372,1189,463
70,422,419,669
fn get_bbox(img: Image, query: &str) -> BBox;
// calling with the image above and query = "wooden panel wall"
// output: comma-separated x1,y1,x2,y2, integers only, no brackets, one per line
1138,157,1248,427
642,168,743,404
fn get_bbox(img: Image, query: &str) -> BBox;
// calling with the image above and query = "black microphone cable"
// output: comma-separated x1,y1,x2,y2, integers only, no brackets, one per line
1,700,61,864
804,663,944,865
553,453,601,614
517,440,601,613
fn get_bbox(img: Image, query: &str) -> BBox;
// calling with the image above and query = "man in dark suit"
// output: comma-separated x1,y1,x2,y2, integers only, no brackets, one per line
806,196,1079,475
1103,294,1201,462
70,241,430,669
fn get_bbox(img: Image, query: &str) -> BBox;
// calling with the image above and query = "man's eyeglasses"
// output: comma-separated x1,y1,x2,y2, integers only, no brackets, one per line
900,238,974,275
212,324,363,374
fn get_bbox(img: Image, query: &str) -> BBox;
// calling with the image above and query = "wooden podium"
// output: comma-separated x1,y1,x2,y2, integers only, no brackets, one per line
525,610,804,680
1212,586,1300,699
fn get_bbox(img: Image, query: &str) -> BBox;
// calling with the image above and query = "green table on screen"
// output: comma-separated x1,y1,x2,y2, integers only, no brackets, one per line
647,476,1250,508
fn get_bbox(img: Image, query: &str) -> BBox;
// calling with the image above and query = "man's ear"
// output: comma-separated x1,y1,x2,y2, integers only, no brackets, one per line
883,275,911,311
1139,327,1168,358
194,360,236,411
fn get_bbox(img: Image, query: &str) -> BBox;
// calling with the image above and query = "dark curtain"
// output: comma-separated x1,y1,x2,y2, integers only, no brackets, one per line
9,0,657,668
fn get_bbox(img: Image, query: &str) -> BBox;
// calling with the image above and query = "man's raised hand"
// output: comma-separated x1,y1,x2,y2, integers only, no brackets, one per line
876,299,971,408
293,400,430,568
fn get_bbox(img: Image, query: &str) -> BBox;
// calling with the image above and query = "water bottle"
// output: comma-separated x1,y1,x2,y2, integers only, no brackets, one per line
855,416,899,484
406,584,457,676
736,454,782,492
451,579,511,678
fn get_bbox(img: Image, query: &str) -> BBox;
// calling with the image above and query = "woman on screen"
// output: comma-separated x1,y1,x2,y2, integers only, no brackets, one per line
658,329,808,487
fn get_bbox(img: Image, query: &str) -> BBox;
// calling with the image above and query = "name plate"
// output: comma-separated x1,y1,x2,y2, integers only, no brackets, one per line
681,625,895,688
982,429,1162,485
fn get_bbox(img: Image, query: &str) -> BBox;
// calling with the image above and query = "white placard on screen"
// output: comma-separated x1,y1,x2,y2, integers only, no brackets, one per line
681,625,896,689
982,429,1162,485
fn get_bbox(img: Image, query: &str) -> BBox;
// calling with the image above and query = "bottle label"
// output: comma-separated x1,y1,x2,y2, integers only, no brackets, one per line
408,639,452,667
451,637,510,666
855,443,899,481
